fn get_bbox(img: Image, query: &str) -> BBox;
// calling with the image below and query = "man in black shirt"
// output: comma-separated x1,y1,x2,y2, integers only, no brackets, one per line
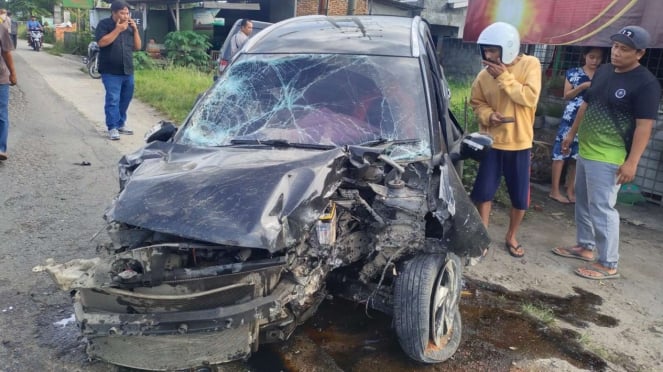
554,25,661,280
95,0,142,140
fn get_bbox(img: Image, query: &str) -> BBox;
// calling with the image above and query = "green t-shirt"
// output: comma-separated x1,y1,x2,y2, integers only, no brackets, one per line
578,64,660,165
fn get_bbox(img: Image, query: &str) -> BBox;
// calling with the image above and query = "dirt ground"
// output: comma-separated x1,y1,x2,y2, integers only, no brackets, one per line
1,46,662,371
465,188,663,371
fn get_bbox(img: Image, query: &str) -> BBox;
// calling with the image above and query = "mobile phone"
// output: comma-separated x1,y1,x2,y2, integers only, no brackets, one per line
500,117,515,123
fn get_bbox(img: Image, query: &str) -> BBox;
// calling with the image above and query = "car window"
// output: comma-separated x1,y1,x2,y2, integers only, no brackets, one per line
180,54,431,158
220,22,271,61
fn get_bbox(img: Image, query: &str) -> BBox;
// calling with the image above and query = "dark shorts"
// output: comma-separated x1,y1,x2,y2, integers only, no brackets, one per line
470,148,531,210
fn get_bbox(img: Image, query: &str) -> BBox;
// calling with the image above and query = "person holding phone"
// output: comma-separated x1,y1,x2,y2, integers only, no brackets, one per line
96,0,142,140
469,22,542,258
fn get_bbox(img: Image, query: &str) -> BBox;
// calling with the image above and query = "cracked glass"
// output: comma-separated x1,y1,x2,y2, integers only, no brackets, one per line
178,54,431,158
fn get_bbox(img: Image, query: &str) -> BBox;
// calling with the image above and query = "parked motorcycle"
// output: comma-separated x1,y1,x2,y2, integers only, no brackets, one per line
82,41,101,79
28,29,42,51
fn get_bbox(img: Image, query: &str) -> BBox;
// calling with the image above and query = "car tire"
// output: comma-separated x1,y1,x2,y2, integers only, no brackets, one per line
393,252,463,363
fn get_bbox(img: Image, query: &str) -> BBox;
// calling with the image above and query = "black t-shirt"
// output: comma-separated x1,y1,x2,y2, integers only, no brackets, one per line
95,17,135,75
578,63,661,163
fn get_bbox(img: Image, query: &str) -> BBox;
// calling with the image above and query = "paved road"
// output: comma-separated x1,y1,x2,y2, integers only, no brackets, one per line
0,45,129,371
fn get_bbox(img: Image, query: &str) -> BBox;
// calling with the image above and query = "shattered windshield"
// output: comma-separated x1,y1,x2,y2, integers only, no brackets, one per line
178,54,430,156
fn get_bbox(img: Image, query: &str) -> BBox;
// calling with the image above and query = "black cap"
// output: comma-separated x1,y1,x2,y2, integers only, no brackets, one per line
610,25,651,50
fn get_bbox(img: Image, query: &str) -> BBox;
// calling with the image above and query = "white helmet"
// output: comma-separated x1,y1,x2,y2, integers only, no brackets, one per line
477,22,520,64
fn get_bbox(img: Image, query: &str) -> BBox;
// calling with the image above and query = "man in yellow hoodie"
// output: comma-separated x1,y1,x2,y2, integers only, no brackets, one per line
469,22,541,258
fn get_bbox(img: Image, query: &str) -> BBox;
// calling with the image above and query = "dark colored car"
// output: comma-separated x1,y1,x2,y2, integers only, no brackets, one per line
42,15,491,371
216,19,272,77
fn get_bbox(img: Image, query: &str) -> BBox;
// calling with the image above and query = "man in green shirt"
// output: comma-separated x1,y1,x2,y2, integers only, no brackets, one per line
553,26,660,280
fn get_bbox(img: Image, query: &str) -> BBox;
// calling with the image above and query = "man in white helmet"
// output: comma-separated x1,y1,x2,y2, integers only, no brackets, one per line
469,22,542,258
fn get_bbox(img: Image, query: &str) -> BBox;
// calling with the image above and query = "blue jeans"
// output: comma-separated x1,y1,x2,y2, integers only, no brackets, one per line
574,157,621,268
0,84,9,153
101,73,134,131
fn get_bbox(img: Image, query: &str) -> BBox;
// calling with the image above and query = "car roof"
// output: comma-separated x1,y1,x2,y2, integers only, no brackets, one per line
244,15,422,57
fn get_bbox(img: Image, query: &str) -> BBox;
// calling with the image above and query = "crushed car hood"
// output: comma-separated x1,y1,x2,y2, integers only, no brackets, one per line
106,143,346,252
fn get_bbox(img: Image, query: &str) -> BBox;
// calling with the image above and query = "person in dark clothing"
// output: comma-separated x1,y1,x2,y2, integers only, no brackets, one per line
553,26,661,280
95,0,142,140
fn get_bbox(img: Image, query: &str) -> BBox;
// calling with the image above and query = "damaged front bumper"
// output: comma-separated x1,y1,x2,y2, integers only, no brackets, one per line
42,245,300,371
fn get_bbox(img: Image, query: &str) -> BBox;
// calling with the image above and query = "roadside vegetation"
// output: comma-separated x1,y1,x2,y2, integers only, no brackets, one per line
134,67,213,123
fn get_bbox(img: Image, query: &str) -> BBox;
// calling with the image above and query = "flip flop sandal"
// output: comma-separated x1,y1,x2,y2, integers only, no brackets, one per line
574,266,620,280
548,194,570,204
505,242,524,258
552,246,596,262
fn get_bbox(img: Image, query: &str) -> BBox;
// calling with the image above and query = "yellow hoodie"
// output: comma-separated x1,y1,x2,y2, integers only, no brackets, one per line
470,54,541,151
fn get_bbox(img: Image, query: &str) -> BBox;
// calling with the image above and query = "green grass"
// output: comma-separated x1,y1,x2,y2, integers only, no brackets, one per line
521,302,556,326
134,67,214,123
448,78,478,133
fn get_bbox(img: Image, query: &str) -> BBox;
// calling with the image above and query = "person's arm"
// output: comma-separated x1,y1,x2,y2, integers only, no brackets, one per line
1,50,16,85
129,18,141,50
98,19,128,48
617,118,654,184
561,101,587,155
563,79,591,101
469,76,493,131
494,57,541,108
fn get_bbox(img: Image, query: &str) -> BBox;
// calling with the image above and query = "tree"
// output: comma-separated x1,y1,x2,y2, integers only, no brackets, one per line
3,0,55,19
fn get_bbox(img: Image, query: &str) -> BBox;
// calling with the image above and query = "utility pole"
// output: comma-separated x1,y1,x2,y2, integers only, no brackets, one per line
347,0,356,15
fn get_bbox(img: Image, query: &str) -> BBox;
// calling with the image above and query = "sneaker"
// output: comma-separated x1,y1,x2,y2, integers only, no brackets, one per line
117,126,134,135
109,129,120,140
0,152,7,161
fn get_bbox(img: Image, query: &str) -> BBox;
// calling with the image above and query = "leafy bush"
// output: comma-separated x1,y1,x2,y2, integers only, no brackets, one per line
43,27,55,44
163,31,212,71
448,79,478,133
133,51,158,70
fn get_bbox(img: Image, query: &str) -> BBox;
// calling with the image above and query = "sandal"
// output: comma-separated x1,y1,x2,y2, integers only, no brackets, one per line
574,265,620,280
552,246,596,262
505,242,524,258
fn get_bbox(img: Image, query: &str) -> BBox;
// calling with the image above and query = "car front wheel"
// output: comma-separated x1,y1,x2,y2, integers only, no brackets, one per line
393,253,463,363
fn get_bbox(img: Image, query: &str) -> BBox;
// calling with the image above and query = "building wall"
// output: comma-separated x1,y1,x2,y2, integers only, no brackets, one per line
440,38,481,80
421,0,467,38
297,0,369,16
369,3,414,16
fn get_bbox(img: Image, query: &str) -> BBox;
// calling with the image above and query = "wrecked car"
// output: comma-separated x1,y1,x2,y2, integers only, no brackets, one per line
41,15,491,370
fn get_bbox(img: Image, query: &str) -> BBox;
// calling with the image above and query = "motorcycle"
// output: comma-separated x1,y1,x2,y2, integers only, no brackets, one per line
82,41,101,79
28,29,42,51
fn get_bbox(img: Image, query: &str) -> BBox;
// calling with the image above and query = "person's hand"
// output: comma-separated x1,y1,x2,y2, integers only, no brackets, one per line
579,81,591,90
488,111,506,127
482,59,507,79
116,19,129,32
128,19,138,31
616,160,637,185
9,73,16,86
561,135,572,155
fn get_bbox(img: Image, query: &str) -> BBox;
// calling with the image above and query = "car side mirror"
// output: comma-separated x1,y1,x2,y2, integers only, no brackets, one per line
451,132,493,162
145,121,178,143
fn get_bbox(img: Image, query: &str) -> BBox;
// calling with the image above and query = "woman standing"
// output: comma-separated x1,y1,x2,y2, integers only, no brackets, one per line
549,47,604,203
